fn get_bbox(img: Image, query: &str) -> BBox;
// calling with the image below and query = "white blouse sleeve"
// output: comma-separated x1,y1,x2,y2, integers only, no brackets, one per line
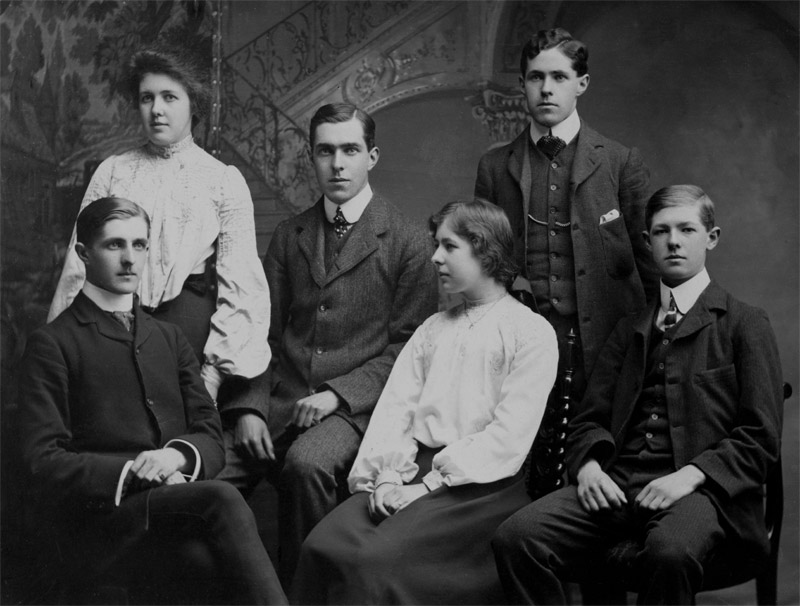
47,158,115,322
347,323,429,493
202,166,271,381
425,317,558,489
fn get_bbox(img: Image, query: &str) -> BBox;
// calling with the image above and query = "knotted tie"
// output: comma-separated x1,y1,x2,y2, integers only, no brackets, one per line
537,129,566,159
663,294,678,328
110,310,135,332
333,206,351,238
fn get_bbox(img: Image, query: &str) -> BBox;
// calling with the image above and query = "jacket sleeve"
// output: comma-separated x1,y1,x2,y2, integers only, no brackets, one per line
618,147,659,302
565,317,632,479
689,307,783,498
19,329,130,513
474,152,495,203
323,224,439,416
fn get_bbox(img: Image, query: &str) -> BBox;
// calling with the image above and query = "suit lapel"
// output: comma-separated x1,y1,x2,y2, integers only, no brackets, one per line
570,123,603,190
325,194,387,285
672,281,727,340
72,291,134,343
296,200,327,288
507,129,530,218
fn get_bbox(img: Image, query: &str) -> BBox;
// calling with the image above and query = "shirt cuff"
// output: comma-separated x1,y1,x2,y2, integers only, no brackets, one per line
201,364,223,403
115,460,135,506
422,469,445,492
165,439,201,481
374,469,404,490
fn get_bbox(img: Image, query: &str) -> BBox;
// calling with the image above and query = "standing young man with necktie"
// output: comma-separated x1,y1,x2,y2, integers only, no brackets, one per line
216,103,438,588
475,28,659,396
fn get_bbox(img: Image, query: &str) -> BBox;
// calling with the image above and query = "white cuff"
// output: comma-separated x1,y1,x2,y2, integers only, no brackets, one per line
422,469,445,492
165,439,201,481
201,364,223,403
374,469,404,491
115,460,135,506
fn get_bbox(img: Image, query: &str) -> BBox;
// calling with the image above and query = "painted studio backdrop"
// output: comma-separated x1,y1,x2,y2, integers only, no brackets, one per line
1,1,797,604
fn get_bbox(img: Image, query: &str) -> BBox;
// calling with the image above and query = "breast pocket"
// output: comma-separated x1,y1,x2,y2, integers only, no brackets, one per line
598,216,635,279
692,364,740,424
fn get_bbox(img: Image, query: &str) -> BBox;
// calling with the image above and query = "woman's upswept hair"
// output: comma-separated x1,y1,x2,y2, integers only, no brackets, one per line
126,41,212,124
429,200,517,288
645,185,716,232
77,197,151,247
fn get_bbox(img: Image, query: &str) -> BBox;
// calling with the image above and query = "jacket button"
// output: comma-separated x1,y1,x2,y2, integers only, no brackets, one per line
319,304,327,312
315,347,324,355
147,398,154,407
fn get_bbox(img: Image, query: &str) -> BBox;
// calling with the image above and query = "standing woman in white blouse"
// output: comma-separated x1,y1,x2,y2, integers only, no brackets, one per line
48,43,270,403
292,200,559,605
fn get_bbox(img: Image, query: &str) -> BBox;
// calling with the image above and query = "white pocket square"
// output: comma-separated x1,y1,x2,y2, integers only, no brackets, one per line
599,209,620,224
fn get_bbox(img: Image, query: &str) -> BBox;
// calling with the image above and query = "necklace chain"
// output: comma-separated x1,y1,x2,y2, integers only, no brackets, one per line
463,294,505,329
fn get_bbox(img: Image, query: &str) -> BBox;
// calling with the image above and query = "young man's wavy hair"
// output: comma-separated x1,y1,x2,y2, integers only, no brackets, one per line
519,28,588,77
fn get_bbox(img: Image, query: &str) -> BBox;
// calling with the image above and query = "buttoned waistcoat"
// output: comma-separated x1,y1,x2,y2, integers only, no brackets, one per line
475,123,659,378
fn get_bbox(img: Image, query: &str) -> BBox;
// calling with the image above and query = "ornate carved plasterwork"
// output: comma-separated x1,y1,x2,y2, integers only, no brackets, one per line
469,85,528,146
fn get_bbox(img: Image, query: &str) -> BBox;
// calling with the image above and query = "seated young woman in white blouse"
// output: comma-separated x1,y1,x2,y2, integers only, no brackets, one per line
291,200,558,605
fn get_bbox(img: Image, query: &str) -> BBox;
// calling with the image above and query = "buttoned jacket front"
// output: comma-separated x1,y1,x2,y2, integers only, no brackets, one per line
19,292,224,516
566,282,783,553
231,194,438,435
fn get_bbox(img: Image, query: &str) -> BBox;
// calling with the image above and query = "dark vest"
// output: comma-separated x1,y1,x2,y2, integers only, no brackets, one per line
610,315,681,492
526,136,578,320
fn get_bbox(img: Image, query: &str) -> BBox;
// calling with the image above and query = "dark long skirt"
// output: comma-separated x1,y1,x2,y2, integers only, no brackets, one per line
146,275,216,364
291,446,529,605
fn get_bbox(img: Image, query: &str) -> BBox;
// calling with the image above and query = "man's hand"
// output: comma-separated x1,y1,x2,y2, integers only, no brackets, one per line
290,390,341,428
368,483,428,523
129,447,187,486
635,465,706,511
234,413,275,461
576,459,628,512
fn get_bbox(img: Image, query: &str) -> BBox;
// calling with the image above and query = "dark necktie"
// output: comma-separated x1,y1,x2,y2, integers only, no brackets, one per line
110,310,135,332
663,294,678,328
537,129,566,159
333,206,350,239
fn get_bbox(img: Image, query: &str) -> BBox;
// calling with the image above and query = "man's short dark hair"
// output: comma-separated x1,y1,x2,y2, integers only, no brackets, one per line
309,103,376,150
645,185,716,232
429,199,518,288
519,28,588,77
76,197,151,247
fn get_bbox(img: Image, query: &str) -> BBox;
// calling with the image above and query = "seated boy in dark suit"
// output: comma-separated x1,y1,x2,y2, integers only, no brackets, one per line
492,185,784,605
18,197,286,604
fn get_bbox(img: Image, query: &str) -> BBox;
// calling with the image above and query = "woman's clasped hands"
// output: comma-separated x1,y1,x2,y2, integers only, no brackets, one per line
368,482,429,522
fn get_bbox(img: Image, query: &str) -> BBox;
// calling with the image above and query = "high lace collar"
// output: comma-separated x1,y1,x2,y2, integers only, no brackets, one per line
145,134,194,159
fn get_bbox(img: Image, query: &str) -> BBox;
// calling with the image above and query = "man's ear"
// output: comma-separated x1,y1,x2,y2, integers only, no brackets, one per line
706,226,721,250
367,146,380,171
642,230,652,251
75,242,89,264
576,73,590,97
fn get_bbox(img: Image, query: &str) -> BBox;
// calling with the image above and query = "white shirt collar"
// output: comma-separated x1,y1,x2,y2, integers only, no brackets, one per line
82,282,134,313
529,109,581,146
660,268,710,315
324,184,373,224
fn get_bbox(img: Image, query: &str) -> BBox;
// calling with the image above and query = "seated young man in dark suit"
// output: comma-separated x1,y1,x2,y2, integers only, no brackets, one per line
492,185,784,605
18,197,286,605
